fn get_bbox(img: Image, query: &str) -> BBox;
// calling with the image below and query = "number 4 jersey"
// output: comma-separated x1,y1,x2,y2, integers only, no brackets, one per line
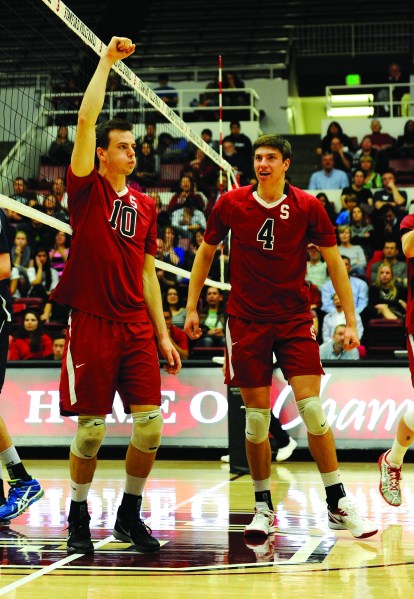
204,183,337,322
50,166,157,322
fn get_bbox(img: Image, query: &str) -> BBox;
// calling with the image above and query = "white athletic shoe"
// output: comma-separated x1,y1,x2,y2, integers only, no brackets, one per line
220,454,229,463
244,509,275,537
328,497,378,539
245,534,276,562
276,437,297,462
378,450,402,506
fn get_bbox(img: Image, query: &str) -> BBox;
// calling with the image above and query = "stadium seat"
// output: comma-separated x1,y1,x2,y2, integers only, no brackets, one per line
366,318,406,358
388,159,414,185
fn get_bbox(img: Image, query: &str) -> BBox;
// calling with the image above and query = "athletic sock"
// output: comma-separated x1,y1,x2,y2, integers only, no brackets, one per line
388,439,409,468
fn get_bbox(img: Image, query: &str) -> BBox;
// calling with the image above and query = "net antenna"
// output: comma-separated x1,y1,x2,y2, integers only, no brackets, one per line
0,0,234,291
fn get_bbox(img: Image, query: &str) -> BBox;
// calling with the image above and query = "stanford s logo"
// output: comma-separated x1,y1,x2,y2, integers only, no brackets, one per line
109,199,137,238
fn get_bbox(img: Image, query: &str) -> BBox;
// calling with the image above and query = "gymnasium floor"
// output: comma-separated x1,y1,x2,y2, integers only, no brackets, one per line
0,457,413,598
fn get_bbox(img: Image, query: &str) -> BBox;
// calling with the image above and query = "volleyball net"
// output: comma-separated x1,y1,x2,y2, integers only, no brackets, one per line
0,0,233,291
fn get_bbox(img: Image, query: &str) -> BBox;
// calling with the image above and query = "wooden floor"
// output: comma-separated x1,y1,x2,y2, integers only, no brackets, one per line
0,457,413,598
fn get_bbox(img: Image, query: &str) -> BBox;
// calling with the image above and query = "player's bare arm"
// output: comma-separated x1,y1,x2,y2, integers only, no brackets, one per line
402,230,414,257
184,240,218,340
142,254,181,375
319,244,359,350
71,36,136,177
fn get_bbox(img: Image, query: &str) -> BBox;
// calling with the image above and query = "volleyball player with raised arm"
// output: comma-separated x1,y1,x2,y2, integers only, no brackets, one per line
185,134,377,540
50,37,181,555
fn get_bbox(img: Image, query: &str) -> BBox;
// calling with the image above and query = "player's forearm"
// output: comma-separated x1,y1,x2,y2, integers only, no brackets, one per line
143,261,169,342
78,57,113,125
402,230,414,257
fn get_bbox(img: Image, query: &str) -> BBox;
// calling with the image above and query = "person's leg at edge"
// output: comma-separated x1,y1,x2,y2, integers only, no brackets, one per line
0,416,43,521
290,374,377,538
112,404,162,553
379,408,414,506
241,386,276,537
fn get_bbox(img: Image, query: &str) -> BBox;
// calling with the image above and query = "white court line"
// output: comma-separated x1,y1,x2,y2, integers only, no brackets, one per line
284,534,329,564
0,478,232,594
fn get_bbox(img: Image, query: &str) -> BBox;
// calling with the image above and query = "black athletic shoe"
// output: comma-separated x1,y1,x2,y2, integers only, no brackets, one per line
67,513,94,555
112,507,160,553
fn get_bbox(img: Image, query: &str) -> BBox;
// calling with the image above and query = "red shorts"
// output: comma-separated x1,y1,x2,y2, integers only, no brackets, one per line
225,314,324,388
407,332,414,387
60,310,161,416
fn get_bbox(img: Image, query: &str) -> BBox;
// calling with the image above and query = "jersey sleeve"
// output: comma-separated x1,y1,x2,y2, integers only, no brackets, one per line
307,198,338,248
203,193,231,245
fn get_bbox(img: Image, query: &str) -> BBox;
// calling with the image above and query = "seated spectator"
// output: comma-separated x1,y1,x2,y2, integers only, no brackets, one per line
40,300,70,327
155,238,177,293
369,240,407,287
319,121,356,155
168,175,205,213
8,310,53,360
306,244,328,291
374,204,404,250
337,225,367,278
147,191,170,230
42,192,70,224
163,286,186,328
329,136,353,175
315,192,338,226
6,177,36,228
11,230,31,270
341,168,374,213
205,172,229,219
335,193,358,226
171,197,207,239
42,125,73,166
359,156,382,190
27,247,59,302
352,135,378,171
136,121,159,151
367,262,407,320
162,224,186,268
349,205,376,260
223,120,253,163
193,286,227,349
159,308,188,361
372,171,407,216
319,324,360,360
104,73,139,122
153,73,178,110
134,141,160,188
222,139,252,185
366,119,397,173
51,333,66,361
222,71,249,121
23,209,56,255
375,62,408,118
322,293,364,343
51,177,69,212
396,119,414,158
49,230,70,277
186,148,219,196
191,79,220,122
308,152,349,190
321,255,369,316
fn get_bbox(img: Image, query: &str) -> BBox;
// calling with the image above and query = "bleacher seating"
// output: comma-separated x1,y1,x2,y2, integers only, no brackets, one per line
366,319,406,359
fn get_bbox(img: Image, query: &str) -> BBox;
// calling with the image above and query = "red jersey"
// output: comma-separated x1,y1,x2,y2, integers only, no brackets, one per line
51,167,157,322
204,184,337,322
400,213,414,333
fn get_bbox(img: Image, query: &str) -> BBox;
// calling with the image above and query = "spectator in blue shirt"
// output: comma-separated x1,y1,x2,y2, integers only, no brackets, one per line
321,255,368,315
319,324,360,360
308,153,350,190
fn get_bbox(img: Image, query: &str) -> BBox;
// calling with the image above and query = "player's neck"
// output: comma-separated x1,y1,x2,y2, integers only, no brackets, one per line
257,180,285,204
101,170,127,194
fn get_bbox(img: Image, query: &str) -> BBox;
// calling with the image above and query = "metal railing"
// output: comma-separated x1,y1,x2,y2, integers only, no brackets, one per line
325,82,413,117
42,87,261,123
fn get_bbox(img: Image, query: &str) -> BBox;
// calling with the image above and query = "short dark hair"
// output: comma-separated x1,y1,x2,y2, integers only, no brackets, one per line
253,134,292,161
95,118,133,149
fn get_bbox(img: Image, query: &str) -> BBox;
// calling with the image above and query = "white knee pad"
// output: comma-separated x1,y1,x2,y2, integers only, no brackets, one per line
245,408,271,444
403,407,414,431
131,408,163,453
297,396,329,435
70,416,107,459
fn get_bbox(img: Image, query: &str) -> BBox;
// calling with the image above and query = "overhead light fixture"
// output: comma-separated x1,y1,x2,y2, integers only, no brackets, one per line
329,94,374,104
327,107,375,117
